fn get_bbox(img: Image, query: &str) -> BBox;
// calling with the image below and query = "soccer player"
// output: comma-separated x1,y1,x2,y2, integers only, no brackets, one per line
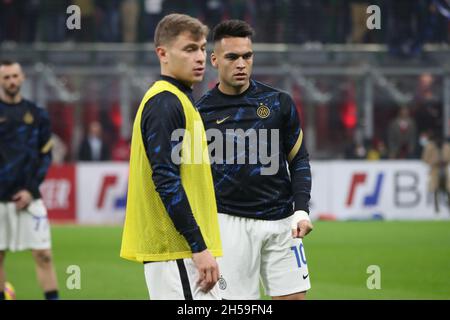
196,20,313,300
0,60,59,300
120,14,222,300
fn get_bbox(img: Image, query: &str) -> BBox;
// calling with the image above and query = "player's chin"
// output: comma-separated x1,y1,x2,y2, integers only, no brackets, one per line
191,74,204,83
232,78,248,86
6,88,19,96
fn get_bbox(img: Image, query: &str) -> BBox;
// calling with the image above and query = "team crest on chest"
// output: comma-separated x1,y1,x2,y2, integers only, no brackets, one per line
256,103,270,119
23,111,34,124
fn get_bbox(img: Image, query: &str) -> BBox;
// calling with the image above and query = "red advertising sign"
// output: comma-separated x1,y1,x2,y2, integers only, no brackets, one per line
40,164,76,222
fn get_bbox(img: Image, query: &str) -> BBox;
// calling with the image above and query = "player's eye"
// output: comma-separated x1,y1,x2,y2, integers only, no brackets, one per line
243,52,253,60
225,54,239,61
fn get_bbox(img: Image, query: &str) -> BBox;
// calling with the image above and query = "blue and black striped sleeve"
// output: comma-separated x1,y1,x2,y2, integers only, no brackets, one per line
141,91,207,253
26,108,52,198
280,93,312,213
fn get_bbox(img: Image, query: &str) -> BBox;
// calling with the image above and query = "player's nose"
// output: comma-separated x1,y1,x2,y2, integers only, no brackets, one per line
236,57,246,68
195,50,206,63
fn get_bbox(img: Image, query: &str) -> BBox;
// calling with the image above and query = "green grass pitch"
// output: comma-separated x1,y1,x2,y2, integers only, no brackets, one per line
4,221,450,300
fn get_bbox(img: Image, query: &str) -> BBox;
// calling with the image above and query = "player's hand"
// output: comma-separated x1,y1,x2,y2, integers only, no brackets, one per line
192,249,219,293
12,190,33,211
291,210,313,239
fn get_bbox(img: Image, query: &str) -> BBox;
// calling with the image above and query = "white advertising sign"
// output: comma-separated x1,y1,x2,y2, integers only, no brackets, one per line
77,163,129,224
310,161,445,220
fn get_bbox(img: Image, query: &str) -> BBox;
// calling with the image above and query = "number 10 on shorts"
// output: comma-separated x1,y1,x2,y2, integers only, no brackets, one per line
291,243,307,268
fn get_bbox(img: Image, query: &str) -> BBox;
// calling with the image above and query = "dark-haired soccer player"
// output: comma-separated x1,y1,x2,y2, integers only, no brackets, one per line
197,20,313,300
0,60,59,300
120,14,222,300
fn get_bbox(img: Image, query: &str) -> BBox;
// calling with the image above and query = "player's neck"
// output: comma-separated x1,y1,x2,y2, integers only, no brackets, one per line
160,69,193,88
1,93,22,104
218,82,250,96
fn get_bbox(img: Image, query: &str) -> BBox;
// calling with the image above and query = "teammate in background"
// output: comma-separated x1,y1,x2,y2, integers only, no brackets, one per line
197,20,313,300
0,60,59,300
120,14,222,300
422,132,450,214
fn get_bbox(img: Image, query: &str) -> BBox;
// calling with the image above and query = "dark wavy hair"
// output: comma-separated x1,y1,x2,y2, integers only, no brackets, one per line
211,20,255,42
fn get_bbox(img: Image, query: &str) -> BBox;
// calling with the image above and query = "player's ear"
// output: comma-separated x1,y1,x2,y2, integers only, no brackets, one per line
156,46,169,64
210,52,218,69
19,70,25,83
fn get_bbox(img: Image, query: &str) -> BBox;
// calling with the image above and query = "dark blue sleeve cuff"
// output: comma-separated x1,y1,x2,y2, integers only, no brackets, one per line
182,228,207,253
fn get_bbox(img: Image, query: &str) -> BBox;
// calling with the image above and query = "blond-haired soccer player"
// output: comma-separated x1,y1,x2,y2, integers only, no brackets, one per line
120,14,222,300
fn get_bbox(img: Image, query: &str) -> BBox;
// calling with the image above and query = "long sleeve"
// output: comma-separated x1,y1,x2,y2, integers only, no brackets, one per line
141,91,207,253
27,108,52,198
281,93,312,213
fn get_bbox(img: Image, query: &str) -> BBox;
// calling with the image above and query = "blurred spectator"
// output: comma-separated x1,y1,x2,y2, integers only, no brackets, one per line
0,0,449,45
204,0,226,28
20,0,40,42
387,106,417,159
0,0,21,42
121,0,140,42
422,133,450,214
73,0,97,42
349,0,369,43
96,0,122,42
51,133,68,164
416,129,434,159
322,0,351,44
366,137,388,160
286,0,325,43
387,0,449,57
140,0,164,42
78,121,111,161
40,0,69,42
416,0,449,45
228,0,255,24
414,73,442,139
387,0,420,57
344,133,367,160
254,0,276,42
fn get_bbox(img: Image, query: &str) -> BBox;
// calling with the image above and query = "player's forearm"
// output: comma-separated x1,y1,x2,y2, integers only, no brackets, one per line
290,153,312,213
26,152,52,197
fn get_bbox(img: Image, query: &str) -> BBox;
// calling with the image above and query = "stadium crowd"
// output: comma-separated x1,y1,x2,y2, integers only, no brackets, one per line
0,0,449,48
1,1,449,163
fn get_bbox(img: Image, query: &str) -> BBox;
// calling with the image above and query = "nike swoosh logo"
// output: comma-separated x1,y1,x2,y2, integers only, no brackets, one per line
302,274,309,280
216,116,230,124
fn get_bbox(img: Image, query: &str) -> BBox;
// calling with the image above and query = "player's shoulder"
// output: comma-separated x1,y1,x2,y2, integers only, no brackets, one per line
142,90,184,121
22,99,50,118
145,90,183,110
149,90,180,102
252,79,280,94
196,86,219,110
252,80,293,103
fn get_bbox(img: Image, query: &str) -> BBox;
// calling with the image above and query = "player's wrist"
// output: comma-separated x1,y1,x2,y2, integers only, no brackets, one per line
291,210,311,226
183,228,207,253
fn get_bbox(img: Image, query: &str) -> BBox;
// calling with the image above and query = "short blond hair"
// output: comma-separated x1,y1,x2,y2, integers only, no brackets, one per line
154,13,209,47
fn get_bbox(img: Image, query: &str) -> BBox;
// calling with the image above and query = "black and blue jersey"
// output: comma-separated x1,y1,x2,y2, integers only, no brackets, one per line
0,99,52,201
196,79,311,221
